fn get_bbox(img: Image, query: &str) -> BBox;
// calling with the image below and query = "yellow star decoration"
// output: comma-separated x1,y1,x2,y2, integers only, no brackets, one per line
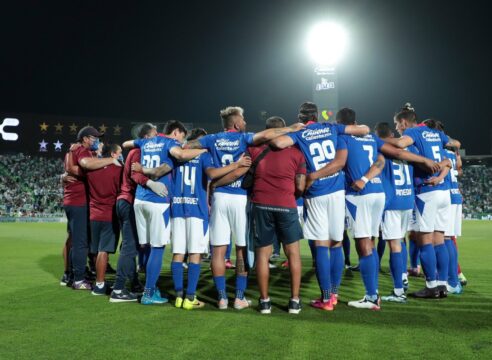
54,123,63,132
69,123,78,133
39,122,49,132
98,124,108,134
113,125,122,135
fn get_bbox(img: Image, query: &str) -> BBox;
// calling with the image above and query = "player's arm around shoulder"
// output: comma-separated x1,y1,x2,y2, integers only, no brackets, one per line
252,122,305,146
170,145,206,162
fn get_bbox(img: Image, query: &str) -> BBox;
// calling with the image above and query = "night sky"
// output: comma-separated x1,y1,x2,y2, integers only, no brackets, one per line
1,1,490,154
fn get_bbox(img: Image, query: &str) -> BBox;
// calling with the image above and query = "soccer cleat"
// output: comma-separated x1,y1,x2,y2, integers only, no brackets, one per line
349,264,360,272
91,284,108,296
381,291,407,303
141,289,168,305
407,266,421,277
72,280,93,290
311,299,334,311
131,281,145,295
217,298,229,310
225,259,235,269
330,293,338,306
270,253,280,261
183,297,205,310
182,262,188,269
269,262,277,269
281,260,289,268
109,289,138,303
438,285,448,298
403,278,409,291
60,273,72,286
409,286,440,299
234,297,252,310
258,298,272,314
447,283,463,295
458,272,467,286
288,298,302,314
175,296,184,308
348,296,381,310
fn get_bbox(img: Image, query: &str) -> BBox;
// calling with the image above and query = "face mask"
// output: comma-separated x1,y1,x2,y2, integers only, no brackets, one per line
90,138,100,151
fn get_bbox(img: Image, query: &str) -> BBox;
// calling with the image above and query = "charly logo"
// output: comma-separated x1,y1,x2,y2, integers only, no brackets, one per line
0,118,19,141
315,77,335,91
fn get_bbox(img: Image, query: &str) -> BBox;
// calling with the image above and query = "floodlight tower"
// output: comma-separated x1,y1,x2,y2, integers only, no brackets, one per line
306,22,348,122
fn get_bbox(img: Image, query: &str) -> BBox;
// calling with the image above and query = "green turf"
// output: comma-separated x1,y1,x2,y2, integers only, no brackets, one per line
0,221,491,359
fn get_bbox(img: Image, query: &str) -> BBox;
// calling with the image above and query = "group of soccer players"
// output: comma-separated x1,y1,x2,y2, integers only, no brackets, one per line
60,101,466,313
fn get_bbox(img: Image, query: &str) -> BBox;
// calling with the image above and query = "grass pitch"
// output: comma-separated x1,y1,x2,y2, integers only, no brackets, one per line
0,221,491,359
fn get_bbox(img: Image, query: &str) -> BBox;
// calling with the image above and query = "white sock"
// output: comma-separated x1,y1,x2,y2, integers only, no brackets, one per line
113,289,122,294
426,280,437,288
96,281,105,288
394,288,404,296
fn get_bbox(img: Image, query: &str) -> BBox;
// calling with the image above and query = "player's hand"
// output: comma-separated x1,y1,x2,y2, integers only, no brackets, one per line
288,122,306,132
424,177,441,186
69,143,82,152
237,153,252,168
351,179,366,192
423,158,440,174
146,180,168,197
112,158,122,167
305,173,315,190
131,162,143,173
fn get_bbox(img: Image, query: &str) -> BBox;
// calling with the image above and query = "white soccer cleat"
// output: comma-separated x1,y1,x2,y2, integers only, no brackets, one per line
348,296,381,310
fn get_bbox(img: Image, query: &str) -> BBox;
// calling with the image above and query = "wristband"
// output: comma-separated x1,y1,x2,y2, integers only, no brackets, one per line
361,176,369,184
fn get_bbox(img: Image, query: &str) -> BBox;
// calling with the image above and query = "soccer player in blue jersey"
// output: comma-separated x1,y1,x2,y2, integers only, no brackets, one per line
386,104,460,299
271,102,370,311
185,106,304,309
122,121,207,305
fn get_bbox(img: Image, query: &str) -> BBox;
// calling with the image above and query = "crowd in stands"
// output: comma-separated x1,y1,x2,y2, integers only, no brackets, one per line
0,152,491,219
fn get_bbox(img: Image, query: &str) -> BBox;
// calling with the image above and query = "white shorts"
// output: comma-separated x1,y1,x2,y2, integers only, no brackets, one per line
445,204,462,237
297,205,304,227
346,193,385,239
171,217,209,254
209,192,248,247
381,209,412,240
304,190,345,241
134,199,171,247
414,190,451,232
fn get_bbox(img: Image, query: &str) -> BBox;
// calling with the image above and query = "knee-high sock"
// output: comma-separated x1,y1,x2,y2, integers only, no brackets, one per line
419,244,437,286
145,246,165,291
401,240,408,274
410,239,420,268
171,261,184,295
445,239,459,287
342,231,351,265
186,263,201,298
452,236,462,274
435,243,449,285
315,247,331,300
235,274,247,300
213,276,227,300
330,247,344,294
359,253,377,297
389,252,403,290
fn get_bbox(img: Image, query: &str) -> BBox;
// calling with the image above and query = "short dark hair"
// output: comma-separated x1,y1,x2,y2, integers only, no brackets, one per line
395,103,417,124
298,102,318,123
220,106,244,129
137,123,156,139
336,107,356,125
101,143,120,158
164,120,187,136
374,122,393,139
187,128,207,142
265,116,286,129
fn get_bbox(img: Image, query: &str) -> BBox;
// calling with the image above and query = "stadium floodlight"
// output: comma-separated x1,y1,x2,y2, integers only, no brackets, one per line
306,22,348,66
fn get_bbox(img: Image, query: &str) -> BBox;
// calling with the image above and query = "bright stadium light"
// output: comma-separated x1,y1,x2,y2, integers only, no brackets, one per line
306,22,348,66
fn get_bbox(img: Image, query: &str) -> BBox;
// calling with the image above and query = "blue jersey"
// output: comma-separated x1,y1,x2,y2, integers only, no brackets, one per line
403,126,449,193
287,122,347,198
339,133,384,196
171,152,213,220
444,149,462,205
381,145,418,211
198,131,254,195
134,136,180,204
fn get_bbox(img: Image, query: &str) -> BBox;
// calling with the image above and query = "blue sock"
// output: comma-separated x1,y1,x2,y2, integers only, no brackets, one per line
435,243,449,283
225,241,232,260
235,274,247,300
213,276,227,300
359,253,377,297
401,240,408,272
315,246,331,300
377,238,385,266
145,246,165,292
342,231,351,265
308,240,317,261
330,247,344,294
389,252,403,290
445,239,459,287
186,263,201,297
419,244,437,283
410,239,420,268
171,261,184,295
372,250,379,292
